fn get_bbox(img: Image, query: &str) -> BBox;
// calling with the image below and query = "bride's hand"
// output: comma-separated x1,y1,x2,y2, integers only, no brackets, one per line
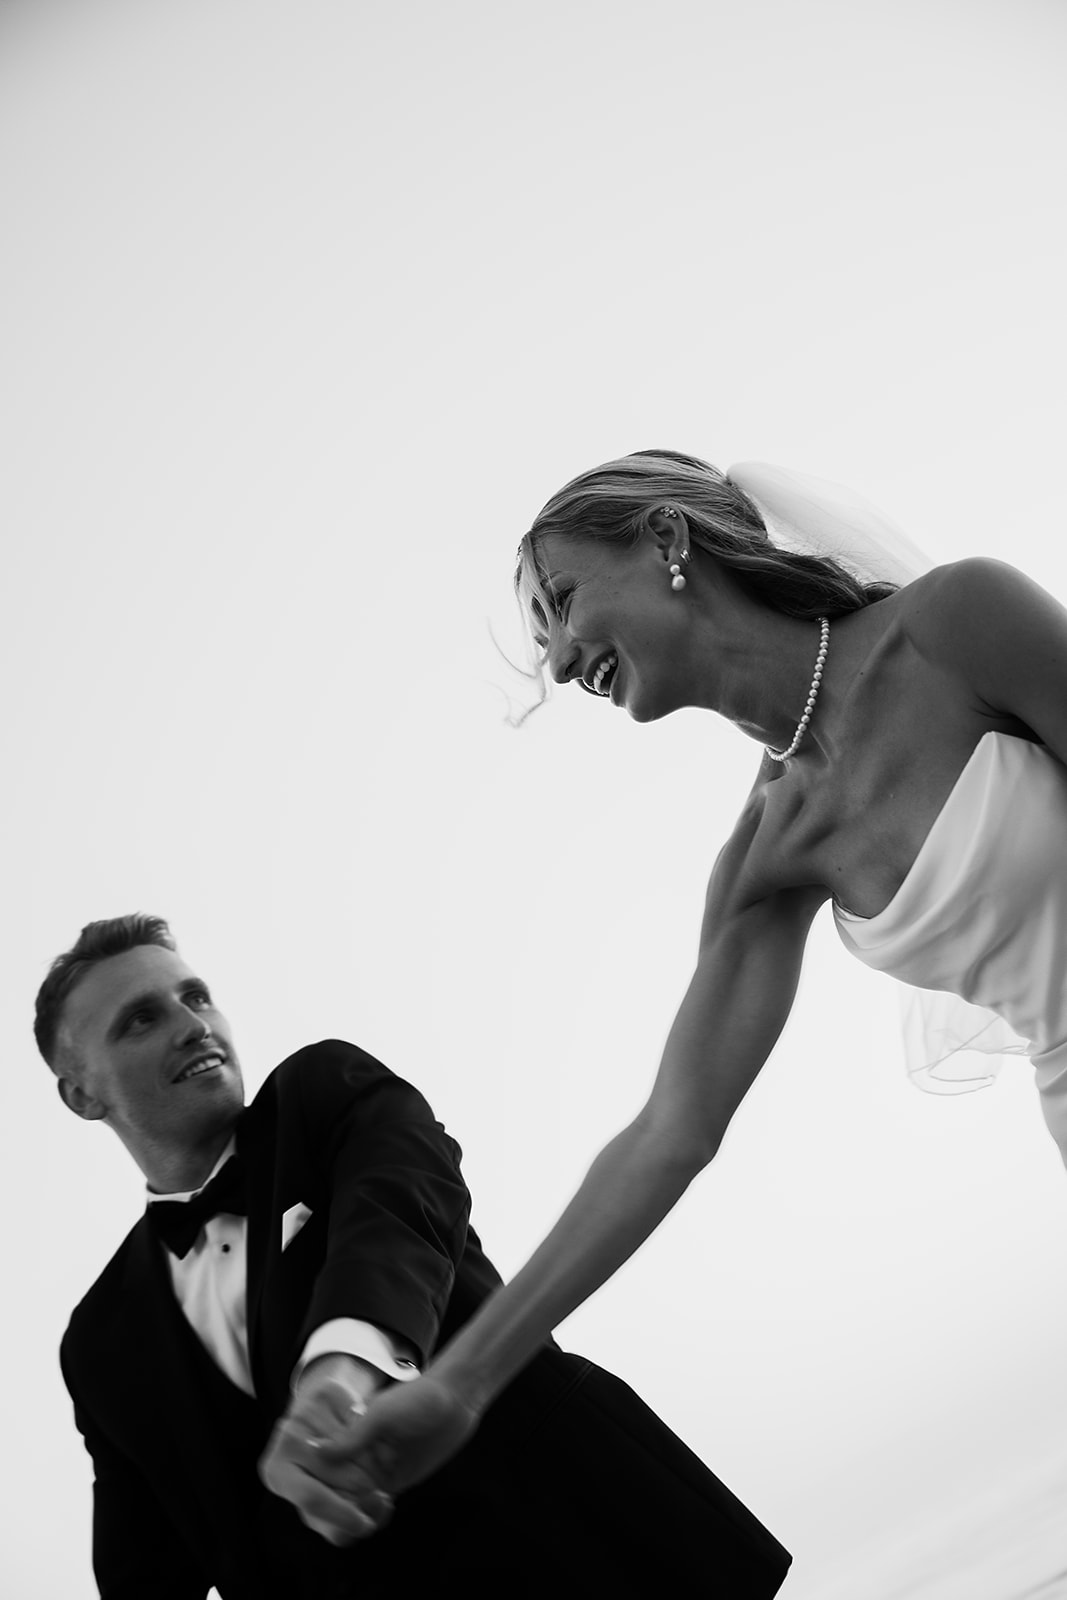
337,1373,482,1520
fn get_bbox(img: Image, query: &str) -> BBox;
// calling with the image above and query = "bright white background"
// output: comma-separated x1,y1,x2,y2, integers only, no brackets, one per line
3,2,1067,1595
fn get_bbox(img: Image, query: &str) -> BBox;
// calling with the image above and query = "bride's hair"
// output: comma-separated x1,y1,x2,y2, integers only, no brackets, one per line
516,448,896,634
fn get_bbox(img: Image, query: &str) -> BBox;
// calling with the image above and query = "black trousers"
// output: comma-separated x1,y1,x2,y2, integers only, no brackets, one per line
301,1352,792,1600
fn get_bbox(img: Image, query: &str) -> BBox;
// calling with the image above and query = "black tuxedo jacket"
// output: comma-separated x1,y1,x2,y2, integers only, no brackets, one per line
61,1040,791,1599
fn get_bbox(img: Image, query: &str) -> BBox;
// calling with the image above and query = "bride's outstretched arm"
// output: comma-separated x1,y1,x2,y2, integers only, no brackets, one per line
328,865,828,1526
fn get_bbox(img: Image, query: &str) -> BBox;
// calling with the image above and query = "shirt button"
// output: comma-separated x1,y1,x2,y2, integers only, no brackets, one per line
221,1243,231,1254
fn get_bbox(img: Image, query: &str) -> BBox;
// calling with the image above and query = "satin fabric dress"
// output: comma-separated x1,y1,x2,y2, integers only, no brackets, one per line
833,732,1067,1162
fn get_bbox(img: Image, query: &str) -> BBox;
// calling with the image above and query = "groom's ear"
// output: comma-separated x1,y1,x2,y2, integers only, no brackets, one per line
55,1059,107,1122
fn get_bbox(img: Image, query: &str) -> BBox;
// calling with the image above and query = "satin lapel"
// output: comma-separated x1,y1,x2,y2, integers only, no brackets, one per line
235,1094,276,1400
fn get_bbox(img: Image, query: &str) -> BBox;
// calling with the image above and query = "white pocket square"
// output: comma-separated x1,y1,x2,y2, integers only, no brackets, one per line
281,1202,313,1251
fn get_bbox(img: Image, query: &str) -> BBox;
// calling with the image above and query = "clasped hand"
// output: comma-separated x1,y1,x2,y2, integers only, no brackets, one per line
259,1355,481,1546
258,1356,394,1546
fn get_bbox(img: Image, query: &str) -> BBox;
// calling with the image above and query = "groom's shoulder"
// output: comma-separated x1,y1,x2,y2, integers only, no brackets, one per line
258,1038,440,1126
61,1220,146,1360
265,1037,409,1098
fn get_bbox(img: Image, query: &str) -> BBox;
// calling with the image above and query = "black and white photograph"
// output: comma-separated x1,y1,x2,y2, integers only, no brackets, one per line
4,3,1067,1595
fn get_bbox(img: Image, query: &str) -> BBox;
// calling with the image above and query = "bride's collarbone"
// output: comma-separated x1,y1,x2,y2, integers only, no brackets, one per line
745,612,1008,901
750,708,981,900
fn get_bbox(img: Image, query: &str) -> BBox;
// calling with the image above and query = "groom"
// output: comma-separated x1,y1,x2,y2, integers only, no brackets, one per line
39,913,791,1599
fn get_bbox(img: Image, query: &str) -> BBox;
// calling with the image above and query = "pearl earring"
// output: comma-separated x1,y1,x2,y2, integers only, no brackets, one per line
669,563,686,592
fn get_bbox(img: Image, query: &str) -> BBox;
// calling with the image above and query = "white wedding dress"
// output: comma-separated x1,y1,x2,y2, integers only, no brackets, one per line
833,731,1067,1162
726,463,1067,1161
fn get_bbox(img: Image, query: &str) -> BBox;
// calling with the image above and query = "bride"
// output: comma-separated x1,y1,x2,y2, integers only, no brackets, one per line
275,448,1067,1534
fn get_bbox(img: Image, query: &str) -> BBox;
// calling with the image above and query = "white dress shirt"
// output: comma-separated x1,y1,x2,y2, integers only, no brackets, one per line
146,1140,420,1398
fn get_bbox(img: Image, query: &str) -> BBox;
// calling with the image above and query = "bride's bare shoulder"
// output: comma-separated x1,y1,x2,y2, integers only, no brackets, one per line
899,555,1042,601
890,557,1058,652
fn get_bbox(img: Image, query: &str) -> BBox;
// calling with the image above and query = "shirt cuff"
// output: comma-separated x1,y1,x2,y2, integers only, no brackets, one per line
292,1319,421,1395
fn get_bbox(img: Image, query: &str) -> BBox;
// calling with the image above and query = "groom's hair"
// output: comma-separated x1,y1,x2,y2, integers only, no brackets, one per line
34,913,176,1069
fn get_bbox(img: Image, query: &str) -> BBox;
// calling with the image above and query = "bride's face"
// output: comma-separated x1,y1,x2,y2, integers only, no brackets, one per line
530,533,693,722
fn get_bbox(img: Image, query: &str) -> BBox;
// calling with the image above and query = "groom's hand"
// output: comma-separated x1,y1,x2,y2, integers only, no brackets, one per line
259,1354,396,1545
340,1372,483,1503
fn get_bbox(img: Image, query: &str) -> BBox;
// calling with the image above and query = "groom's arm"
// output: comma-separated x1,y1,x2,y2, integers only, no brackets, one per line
286,1039,475,1361
260,1040,478,1537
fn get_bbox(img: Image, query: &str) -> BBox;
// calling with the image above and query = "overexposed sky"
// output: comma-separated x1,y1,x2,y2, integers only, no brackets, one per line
4,2,1067,1595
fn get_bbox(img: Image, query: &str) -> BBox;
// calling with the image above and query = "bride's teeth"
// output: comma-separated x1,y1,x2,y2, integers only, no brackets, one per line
593,652,617,694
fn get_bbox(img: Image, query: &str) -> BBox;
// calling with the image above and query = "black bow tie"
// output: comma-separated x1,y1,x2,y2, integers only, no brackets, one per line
148,1155,247,1259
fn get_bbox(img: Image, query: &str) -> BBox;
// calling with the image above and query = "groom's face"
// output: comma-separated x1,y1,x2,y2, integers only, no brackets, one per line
57,944,244,1154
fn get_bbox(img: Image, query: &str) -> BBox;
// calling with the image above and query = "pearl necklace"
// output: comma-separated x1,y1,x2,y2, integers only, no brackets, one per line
765,617,830,763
